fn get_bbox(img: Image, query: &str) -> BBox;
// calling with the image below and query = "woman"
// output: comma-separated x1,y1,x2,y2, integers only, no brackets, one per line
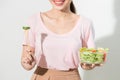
21,0,100,80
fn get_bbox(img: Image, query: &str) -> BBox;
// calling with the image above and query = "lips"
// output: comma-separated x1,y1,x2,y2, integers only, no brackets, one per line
53,0,65,6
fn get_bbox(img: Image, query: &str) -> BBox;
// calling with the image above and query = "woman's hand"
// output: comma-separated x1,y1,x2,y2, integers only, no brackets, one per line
21,45,36,70
80,63,103,70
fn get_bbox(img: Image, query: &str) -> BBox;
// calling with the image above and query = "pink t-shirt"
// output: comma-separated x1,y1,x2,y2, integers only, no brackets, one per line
23,13,95,70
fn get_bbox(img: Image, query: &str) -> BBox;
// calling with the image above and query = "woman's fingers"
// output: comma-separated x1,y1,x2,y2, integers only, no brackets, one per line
82,63,92,66
21,58,34,70
31,60,36,66
27,47,35,59
80,63,96,70
22,53,35,65
95,63,103,66
26,54,32,61
22,57,30,64
91,64,96,68
24,46,35,64
21,46,36,70
80,62,104,70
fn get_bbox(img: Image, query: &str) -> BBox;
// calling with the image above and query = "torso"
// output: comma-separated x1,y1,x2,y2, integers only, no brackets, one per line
23,11,94,70
35,11,82,70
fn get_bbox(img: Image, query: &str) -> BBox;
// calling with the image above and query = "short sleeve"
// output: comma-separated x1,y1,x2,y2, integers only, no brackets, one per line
81,20,95,48
22,16,36,48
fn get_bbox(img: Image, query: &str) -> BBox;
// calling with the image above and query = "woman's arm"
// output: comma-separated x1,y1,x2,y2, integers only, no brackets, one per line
21,15,36,70
81,20,96,70
21,45,36,70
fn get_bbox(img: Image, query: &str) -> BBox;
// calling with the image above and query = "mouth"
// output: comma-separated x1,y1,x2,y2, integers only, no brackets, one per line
53,0,65,6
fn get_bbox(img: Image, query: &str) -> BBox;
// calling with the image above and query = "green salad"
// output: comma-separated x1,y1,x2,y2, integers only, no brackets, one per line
22,26,30,30
79,47,109,64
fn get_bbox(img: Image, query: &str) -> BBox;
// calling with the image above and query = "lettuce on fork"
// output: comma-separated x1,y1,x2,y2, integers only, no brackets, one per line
79,47,109,64
23,26,30,30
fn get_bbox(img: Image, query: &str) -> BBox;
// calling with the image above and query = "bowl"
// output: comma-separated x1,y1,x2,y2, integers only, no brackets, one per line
78,47,108,64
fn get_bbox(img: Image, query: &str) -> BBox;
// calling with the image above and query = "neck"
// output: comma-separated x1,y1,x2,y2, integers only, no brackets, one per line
49,8,72,19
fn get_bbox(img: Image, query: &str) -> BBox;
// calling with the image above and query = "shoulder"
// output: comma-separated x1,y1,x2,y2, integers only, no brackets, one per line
26,12,40,22
24,12,40,32
25,12,41,27
79,15,93,30
80,15,93,26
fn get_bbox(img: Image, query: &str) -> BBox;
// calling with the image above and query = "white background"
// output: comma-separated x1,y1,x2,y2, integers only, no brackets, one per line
0,0,120,80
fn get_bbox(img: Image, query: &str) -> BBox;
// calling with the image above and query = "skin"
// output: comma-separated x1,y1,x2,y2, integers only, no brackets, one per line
21,45,36,70
21,0,101,70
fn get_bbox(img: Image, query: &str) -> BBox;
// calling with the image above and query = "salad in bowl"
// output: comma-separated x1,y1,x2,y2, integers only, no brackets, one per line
79,47,109,64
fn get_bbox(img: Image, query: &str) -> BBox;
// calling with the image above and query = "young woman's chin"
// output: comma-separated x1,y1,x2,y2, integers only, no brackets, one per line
53,6,65,11
50,0,71,11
